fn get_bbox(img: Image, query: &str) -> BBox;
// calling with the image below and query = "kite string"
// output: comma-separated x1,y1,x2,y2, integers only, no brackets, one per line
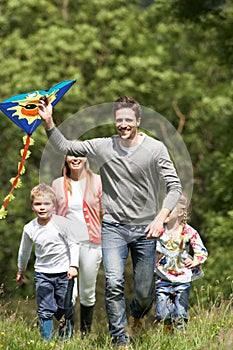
3,133,31,209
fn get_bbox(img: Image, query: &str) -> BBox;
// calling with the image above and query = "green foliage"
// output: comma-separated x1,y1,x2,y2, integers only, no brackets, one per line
0,0,232,300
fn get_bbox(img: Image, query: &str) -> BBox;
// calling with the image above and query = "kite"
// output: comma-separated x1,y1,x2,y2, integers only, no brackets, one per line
0,79,76,219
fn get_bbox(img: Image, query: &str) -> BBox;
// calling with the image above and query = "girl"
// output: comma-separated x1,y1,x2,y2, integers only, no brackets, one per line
154,195,208,333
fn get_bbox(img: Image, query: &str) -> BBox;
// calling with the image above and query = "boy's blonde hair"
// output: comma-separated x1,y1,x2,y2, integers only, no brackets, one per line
30,184,57,206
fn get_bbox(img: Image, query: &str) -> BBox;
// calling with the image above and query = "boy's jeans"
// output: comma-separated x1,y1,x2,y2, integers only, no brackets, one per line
155,279,191,326
102,221,156,340
34,272,74,320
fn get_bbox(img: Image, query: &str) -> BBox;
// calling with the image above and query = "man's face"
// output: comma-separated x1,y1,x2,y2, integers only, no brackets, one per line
115,108,140,141
32,194,54,225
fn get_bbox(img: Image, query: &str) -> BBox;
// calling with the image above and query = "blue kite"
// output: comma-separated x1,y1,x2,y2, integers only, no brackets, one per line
0,79,76,218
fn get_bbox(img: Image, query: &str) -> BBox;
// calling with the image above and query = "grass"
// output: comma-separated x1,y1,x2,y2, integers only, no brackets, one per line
0,287,232,350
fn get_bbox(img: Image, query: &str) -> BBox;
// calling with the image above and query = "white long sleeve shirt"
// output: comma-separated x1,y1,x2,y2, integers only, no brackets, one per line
18,214,79,273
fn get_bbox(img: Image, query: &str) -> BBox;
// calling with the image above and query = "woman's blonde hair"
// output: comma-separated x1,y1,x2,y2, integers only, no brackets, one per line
63,156,94,195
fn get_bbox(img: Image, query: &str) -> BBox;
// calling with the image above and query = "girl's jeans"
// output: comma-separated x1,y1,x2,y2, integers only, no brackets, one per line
102,221,156,339
34,271,74,321
155,279,191,327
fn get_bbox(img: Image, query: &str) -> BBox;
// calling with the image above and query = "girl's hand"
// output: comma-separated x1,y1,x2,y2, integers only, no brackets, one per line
184,257,200,269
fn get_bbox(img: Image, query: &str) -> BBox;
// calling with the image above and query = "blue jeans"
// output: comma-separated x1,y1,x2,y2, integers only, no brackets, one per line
155,279,191,327
34,272,74,320
102,221,156,339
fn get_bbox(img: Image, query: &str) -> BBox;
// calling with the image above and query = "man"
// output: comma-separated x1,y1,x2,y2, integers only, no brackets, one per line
38,96,182,348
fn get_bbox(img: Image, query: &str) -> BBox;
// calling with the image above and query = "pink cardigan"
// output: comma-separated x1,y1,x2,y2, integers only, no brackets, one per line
52,174,103,244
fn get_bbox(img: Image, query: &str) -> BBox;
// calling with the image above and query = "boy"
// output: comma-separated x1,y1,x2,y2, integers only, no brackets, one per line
16,184,79,341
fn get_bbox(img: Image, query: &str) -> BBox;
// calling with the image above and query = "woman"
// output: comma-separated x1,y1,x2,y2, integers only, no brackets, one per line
52,155,103,337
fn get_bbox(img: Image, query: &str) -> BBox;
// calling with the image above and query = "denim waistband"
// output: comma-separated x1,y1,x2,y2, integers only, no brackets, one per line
102,220,148,232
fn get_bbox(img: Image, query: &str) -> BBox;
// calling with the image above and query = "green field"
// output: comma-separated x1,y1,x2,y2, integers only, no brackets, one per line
1,287,232,350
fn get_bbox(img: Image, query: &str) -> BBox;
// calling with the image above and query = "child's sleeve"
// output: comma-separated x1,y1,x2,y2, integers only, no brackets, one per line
190,230,208,264
66,227,79,268
17,230,33,271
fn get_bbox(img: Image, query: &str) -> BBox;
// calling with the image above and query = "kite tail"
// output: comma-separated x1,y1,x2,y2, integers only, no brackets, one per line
0,134,33,219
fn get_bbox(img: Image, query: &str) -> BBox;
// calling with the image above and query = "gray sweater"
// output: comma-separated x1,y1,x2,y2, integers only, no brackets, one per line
47,127,182,225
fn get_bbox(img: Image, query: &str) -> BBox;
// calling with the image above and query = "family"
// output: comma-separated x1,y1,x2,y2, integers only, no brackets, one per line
16,96,208,349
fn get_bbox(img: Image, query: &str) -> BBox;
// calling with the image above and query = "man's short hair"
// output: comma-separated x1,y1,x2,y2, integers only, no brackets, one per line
113,96,142,119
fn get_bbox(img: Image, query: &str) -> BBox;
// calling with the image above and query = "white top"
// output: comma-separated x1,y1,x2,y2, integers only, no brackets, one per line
66,178,89,242
17,215,79,273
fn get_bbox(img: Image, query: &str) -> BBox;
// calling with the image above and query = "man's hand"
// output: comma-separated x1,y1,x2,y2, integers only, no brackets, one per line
68,266,78,280
38,96,54,130
145,208,170,239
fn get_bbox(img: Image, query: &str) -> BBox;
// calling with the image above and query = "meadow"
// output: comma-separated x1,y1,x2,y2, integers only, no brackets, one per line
0,283,232,350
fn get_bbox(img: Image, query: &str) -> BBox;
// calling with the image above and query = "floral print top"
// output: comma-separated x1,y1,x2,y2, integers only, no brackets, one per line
155,224,208,283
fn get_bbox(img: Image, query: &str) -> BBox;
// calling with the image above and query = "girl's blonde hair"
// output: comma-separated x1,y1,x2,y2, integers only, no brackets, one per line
177,194,189,250
177,194,189,229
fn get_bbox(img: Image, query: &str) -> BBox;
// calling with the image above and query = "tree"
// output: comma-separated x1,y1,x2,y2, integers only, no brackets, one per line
0,0,232,300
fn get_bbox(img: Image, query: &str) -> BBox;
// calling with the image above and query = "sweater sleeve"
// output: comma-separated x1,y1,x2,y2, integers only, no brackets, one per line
46,127,96,157
156,143,182,211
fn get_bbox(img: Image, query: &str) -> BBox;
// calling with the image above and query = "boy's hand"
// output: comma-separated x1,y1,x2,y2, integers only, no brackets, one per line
16,271,25,285
68,266,78,280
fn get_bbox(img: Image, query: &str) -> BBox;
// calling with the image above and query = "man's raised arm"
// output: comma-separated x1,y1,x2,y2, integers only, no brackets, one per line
38,96,55,131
